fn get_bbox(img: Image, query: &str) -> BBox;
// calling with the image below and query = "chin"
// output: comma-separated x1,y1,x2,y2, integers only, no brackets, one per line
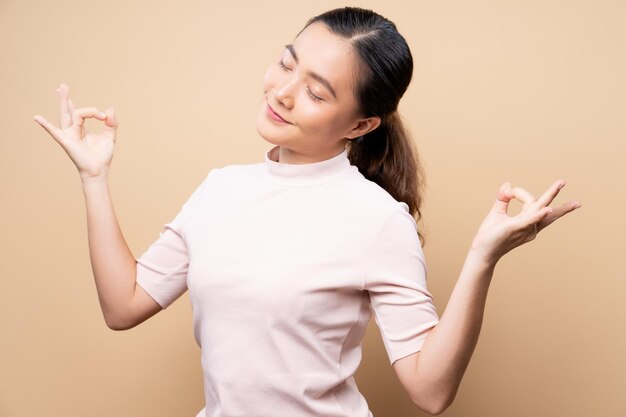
256,126,278,146
255,111,293,146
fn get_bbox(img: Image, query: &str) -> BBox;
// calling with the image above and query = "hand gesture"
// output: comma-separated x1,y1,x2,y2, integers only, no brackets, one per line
470,180,581,264
33,83,118,182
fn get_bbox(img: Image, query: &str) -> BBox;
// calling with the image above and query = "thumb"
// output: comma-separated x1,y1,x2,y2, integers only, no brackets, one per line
491,182,514,214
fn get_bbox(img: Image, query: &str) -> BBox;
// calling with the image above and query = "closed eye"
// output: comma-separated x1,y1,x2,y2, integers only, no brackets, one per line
278,60,324,102
278,60,290,71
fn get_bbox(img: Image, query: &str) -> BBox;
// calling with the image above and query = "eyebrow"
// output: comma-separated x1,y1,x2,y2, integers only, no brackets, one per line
285,44,338,99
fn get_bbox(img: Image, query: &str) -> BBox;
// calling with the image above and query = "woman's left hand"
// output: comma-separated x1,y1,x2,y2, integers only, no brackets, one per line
470,180,581,264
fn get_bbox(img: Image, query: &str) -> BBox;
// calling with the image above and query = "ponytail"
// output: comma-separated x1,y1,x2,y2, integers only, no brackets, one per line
348,111,427,247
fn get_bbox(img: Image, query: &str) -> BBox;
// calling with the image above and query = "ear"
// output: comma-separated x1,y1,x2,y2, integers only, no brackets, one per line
346,116,381,139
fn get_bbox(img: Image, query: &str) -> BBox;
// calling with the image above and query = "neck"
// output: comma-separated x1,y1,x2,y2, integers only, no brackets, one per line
263,144,353,187
272,145,346,165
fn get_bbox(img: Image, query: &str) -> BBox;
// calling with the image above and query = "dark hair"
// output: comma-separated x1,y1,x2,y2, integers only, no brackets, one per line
298,7,427,246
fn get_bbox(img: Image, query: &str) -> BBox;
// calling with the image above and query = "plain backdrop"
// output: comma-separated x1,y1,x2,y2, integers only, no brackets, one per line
1,0,624,416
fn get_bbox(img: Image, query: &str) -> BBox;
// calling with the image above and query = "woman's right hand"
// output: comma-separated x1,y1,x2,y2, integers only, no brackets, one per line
33,83,119,182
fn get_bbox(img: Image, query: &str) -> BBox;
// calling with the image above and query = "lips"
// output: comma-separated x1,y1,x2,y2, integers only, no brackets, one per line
267,101,291,124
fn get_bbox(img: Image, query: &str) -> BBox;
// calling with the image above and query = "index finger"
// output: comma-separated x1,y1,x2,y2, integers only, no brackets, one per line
72,107,107,128
535,179,566,208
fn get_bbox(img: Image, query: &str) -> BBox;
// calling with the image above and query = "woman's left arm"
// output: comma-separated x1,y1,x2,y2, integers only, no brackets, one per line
403,179,581,414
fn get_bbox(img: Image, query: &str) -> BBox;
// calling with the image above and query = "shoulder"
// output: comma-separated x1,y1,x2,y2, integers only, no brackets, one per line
191,162,264,198
207,161,264,183
343,168,411,217
183,162,260,203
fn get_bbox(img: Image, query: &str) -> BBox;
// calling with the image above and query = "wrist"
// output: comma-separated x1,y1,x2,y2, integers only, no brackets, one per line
467,246,500,269
81,173,109,188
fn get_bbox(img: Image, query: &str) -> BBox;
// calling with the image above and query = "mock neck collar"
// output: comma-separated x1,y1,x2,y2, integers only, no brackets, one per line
263,145,352,187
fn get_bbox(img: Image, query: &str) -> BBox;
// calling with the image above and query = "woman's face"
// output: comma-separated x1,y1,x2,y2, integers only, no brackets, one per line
256,21,380,157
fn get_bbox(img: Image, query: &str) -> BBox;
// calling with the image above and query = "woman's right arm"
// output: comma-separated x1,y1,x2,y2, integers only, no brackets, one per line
34,83,163,330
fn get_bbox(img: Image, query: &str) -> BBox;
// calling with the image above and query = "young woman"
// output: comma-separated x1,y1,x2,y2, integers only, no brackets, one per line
33,6,581,417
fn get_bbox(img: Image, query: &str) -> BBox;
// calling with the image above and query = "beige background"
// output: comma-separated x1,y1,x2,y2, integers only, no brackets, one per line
1,0,624,416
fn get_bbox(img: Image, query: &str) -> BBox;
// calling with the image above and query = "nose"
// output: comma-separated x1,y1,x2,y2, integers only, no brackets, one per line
273,78,296,110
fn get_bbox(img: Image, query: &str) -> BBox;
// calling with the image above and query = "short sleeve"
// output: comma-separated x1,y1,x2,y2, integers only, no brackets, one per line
135,171,212,309
365,202,440,365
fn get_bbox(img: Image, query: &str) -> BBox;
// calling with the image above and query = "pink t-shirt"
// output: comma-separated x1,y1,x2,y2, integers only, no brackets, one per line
135,144,440,417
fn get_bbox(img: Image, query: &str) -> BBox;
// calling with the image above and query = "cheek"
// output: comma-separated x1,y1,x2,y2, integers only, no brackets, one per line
298,106,345,134
299,105,326,121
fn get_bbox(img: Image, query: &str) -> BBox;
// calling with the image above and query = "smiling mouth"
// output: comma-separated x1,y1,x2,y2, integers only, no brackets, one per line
266,100,291,124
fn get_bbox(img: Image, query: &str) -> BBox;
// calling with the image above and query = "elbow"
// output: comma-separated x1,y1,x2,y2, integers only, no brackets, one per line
105,317,124,331
426,402,450,416
418,400,450,416
415,392,455,416
104,313,134,331
106,319,134,331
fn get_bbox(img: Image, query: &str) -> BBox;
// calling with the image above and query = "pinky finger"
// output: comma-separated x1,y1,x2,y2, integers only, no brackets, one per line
33,115,63,142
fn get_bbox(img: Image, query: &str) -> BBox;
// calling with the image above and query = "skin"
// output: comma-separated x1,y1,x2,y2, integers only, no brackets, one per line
33,20,582,416
256,21,381,164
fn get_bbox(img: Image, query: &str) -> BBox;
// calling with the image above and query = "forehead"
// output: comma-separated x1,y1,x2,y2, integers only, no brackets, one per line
291,22,356,97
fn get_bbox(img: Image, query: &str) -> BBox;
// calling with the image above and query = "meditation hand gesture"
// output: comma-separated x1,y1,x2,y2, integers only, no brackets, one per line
470,180,582,264
33,83,118,182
